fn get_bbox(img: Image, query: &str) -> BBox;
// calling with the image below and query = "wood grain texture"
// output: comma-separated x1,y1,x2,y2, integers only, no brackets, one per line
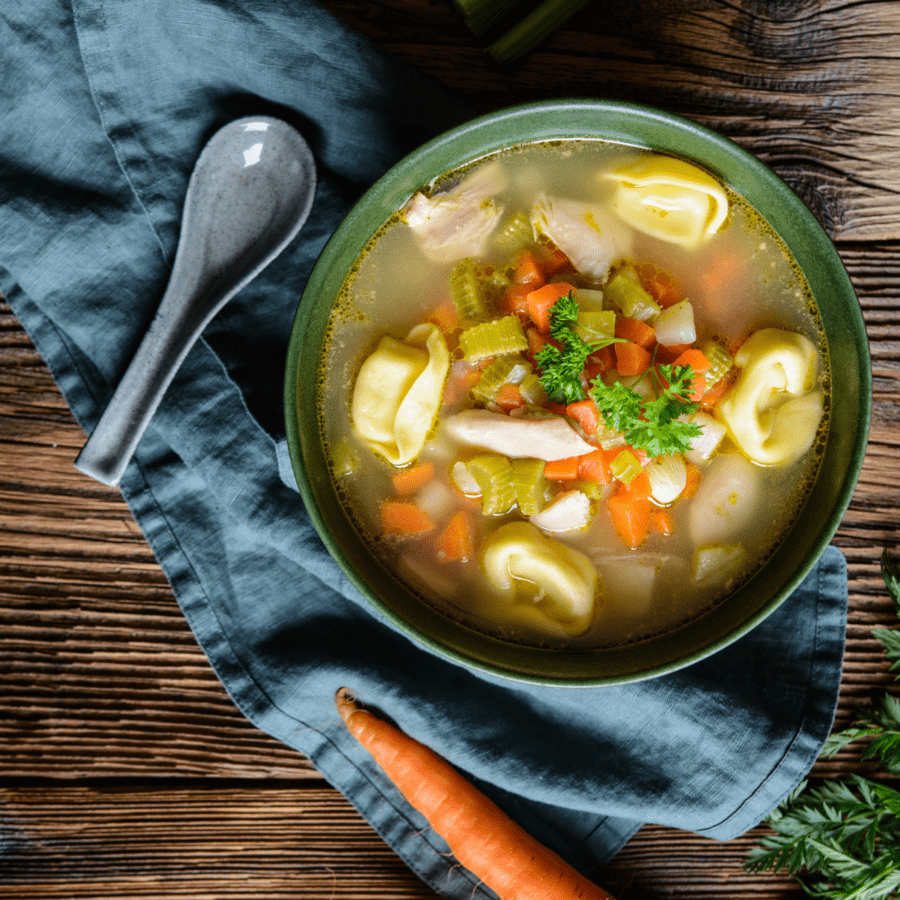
3,0,900,897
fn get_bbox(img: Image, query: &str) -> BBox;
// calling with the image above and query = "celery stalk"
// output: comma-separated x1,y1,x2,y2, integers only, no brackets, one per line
510,457,546,516
486,0,595,64
459,315,528,361
455,0,526,36
467,454,517,516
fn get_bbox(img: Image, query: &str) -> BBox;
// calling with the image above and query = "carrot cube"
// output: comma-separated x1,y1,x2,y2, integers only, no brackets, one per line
525,282,576,334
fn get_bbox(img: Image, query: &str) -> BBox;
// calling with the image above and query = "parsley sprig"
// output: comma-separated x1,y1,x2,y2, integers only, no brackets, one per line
592,362,702,458
534,292,621,405
535,293,703,457
745,550,900,900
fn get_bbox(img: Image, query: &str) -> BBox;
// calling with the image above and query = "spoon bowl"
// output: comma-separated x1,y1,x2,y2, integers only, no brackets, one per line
76,115,316,486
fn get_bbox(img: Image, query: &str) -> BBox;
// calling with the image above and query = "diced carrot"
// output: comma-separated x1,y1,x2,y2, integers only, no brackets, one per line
654,342,693,364
381,500,434,536
644,271,680,309
525,326,562,367
543,456,581,481
428,299,460,334
621,468,651,500
495,382,525,413
525,325,545,360
577,448,611,485
544,400,568,416
687,373,707,403
585,345,616,382
651,508,674,536
525,282,576,334
565,399,599,435
434,511,474,562
614,340,651,376
513,250,545,288
702,249,743,295
536,244,572,276
607,488,651,549
502,283,532,318
680,463,702,501
391,462,435,497
673,348,712,373
700,375,731,408
442,365,483,407
615,316,657,350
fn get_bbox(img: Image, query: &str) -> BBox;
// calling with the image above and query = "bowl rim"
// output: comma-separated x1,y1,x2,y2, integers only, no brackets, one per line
284,98,872,686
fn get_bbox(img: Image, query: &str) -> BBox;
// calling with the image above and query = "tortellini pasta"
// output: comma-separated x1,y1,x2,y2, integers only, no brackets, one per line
602,154,729,249
719,328,824,466
481,521,598,636
351,323,450,466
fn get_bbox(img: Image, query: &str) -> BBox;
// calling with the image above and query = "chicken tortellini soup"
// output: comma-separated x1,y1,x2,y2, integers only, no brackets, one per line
319,141,829,648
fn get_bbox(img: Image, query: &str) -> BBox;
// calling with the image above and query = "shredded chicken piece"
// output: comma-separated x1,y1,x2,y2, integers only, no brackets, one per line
442,409,595,461
404,161,508,263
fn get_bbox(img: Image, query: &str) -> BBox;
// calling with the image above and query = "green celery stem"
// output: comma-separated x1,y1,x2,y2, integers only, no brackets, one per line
487,0,594,63
455,0,526,36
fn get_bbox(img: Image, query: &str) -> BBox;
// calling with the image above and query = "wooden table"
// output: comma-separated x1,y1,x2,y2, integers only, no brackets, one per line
2,0,898,896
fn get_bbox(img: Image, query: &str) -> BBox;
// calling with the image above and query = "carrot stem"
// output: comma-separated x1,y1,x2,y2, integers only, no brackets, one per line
335,689,614,900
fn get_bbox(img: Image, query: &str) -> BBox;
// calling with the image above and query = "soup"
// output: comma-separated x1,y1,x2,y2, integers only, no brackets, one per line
318,140,829,649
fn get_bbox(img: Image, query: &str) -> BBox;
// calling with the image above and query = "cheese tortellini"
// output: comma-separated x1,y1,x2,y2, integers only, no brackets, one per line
602,154,729,249
350,323,450,466
481,521,598,636
719,328,824,466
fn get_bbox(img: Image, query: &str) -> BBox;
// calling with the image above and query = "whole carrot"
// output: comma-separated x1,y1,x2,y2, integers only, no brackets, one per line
335,688,614,900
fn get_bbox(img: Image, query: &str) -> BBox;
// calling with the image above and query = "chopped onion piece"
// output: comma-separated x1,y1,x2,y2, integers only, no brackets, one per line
684,412,727,464
654,299,696,347
646,454,688,505
530,490,592,533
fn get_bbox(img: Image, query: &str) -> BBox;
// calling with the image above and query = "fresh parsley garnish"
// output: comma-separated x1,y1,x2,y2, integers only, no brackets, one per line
535,293,701,457
535,293,620,405
744,549,900,900
591,361,702,458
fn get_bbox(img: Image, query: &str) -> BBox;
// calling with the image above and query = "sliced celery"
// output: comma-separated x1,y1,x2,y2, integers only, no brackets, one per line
518,372,547,406
604,266,661,323
471,355,531,405
510,457,546,516
492,210,533,252
609,448,642,484
570,479,605,501
467,453,517,516
459,315,528,361
574,288,606,312
576,310,616,343
450,257,489,320
700,339,734,387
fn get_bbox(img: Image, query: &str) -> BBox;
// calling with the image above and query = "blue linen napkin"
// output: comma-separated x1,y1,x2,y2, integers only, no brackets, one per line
0,1,848,894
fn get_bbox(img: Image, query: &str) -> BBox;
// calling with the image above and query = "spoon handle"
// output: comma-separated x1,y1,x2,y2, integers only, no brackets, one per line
74,280,221,486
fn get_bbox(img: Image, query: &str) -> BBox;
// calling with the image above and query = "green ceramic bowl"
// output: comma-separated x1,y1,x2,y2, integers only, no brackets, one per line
284,99,871,686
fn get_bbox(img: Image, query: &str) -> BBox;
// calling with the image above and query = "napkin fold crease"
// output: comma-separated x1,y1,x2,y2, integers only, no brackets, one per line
1,1,848,895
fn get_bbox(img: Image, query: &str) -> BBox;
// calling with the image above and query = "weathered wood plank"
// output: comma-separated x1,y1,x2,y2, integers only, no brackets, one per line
0,782,810,900
0,784,439,899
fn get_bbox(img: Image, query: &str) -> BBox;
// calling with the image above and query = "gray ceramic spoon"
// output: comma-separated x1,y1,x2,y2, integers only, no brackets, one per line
75,116,316,487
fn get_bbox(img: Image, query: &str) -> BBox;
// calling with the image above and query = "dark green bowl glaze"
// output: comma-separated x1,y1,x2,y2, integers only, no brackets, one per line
284,99,871,686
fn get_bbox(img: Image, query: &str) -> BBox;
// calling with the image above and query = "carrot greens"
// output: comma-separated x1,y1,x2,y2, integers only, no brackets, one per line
745,550,900,900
